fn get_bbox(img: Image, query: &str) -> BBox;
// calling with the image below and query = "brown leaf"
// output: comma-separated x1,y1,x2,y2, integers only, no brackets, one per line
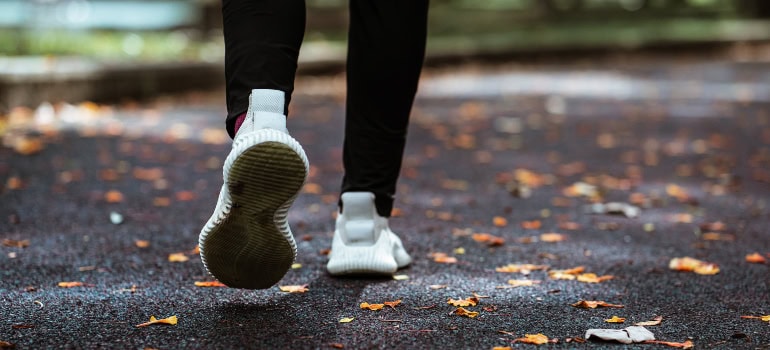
576,273,614,283
492,216,508,227
383,300,402,309
360,302,385,311
745,252,767,264
514,333,553,345
472,233,505,246
329,343,344,349
701,232,735,241
175,191,196,201
495,264,548,274
605,316,626,323
669,257,719,275
1,239,29,248
643,340,694,349
506,279,541,288
135,240,150,248
448,297,479,307
521,220,542,229
431,252,458,264
135,315,178,327
452,307,479,318
168,253,189,262
0,340,16,349
635,316,663,326
548,266,585,280
279,284,309,293
571,300,624,309
104,190,124,203
57,281,86,288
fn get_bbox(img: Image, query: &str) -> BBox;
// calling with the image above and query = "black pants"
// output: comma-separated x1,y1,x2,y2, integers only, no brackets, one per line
222,0,429,217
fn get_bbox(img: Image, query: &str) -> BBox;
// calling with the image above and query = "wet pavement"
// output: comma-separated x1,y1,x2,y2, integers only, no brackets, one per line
1,56,770,349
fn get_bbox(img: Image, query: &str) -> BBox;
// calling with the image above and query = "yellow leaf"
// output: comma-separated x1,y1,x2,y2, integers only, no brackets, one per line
452,307,479,318
571,300,624,309
291,263,302,269
635,316,663,326
507,279,541,287
495,264,548,274
492,347,512,350
57,281,85,288
392,274,409,281
136,315,178,327
360,302,385,311
741,315,770,322
194,281,227,288
669,257,719,275
605,315,626,323
514,333,550,345
576,273,614,283
168,253,189,262
339,317,354,323
539,233,567,242
279,284,309,293
448,297,478,307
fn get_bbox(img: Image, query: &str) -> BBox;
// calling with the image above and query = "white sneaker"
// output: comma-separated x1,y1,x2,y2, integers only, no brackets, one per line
199,89,309,289
327,192,412,275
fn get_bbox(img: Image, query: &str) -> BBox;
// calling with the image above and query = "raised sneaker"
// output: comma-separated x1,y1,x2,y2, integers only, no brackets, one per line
199,89,309,289
327,192,412,275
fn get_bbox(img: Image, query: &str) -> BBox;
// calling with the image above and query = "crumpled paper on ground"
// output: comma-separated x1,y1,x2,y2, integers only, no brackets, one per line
585,326,655,344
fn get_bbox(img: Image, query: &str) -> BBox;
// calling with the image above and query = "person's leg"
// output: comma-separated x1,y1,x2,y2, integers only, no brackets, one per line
327,0,429,276
222,0,306,138
340,0,429,217
200,0,309,289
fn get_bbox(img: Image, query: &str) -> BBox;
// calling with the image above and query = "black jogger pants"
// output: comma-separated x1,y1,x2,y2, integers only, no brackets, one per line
222,0,429,217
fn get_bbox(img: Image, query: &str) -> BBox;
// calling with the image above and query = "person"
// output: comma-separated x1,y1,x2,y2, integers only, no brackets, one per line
198,0,429,289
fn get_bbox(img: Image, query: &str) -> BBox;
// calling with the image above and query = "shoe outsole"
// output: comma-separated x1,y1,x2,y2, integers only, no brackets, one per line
200,130,308,289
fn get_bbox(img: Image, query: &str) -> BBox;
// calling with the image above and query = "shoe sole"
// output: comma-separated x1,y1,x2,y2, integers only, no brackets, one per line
200,130,308,289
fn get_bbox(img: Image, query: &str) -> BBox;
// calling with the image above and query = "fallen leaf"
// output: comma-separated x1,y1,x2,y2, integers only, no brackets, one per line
495,264,549,274
669,257,719,275
549,266,585,280
472,233,505,246
558,221,581,230
635,316,663,326
605,316,626,323
448,297,479,307
291,263,302,269
329,343,344,349
431,252,458,264
194,281,227,288
175,191,195,201
57,282,85,288
104,190,124,203
492,216,508,227
745,252,767,264
740,315,770,322
666,184,690,202
585,326,655,344
521,220,542,229
1,239,29,248
540,233,567,242
191,245,200,254
576,273,614,283
0,340,15,349
507,279,541,287
168,253,189,262
700,221,727,231
643,340,694,349
339,317,354,323
514,333,552,345
492,347,512,350
136,315,178,327
135,240,150,248
571,300,624,309
392,274,409,281
452,307,479,318
563,181,599,198
701,232,735,241
360,302,385,311
279,284,309,293
383,300,402,309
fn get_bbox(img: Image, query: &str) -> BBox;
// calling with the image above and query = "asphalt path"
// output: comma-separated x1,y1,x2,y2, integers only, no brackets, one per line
1,57,769,349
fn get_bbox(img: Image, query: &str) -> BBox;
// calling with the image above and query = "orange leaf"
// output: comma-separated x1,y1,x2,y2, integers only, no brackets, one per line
279,284,309,293
135,315,178,327
605,316,626,323
643,340,694,349
558,221,581,230
452,307,479,318
135,240,150,248
507,279,541,287
539,233,566,242
495,264,548,274
104,190,124,203
548,266,585,280
153,197,171,207
431,252,458,264
57,281,85,288
741,315,770,322
521,220,542,229
666,184,690,202
360,302,385,311
635,316,663,326
492,216,508,227
2,239,30,248
571,300,624,309
514,333,551,345
472,233,505,246
329,343,344,349
746,252,767,264
168,253,189,262
492,347,512,350
576,273,614,283
303,183,323,194
701,232,735,241
175,191,196,201
194,281,227,288
448,297,479,307
383,300,402,309
669,257,719,275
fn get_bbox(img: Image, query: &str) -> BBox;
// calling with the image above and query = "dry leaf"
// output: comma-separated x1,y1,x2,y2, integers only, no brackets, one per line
669,257,719,275
194,281,227,288
452,307,479,318
279,284,309,293
605,316,626,323
514,333,551,345
576,273,614,283
644,340,694,349
521,220,542,229
0,341,15,349
360,302,385,311
740,315,770,322
191,245,200,254
339,317,354,323
104,190,124,203
745,252,767,264
571,300,624,309
1,239,29,248
635,316,663,326
496,264,548,274
492,216,508,227
492,347,512,350
392,274,409,281
448,297,479,307
666,184,690,202
57,281,85,288
701,232,735,241
135,240,150,248
329,343,344,349
429,284,447,290
507,279,541,287
472,233,505,246
383,300,402,309
168,253,189,262
430,252,458,264
136,315,178,327
540,233,567,242
548,266,585,280
175,191,195,201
